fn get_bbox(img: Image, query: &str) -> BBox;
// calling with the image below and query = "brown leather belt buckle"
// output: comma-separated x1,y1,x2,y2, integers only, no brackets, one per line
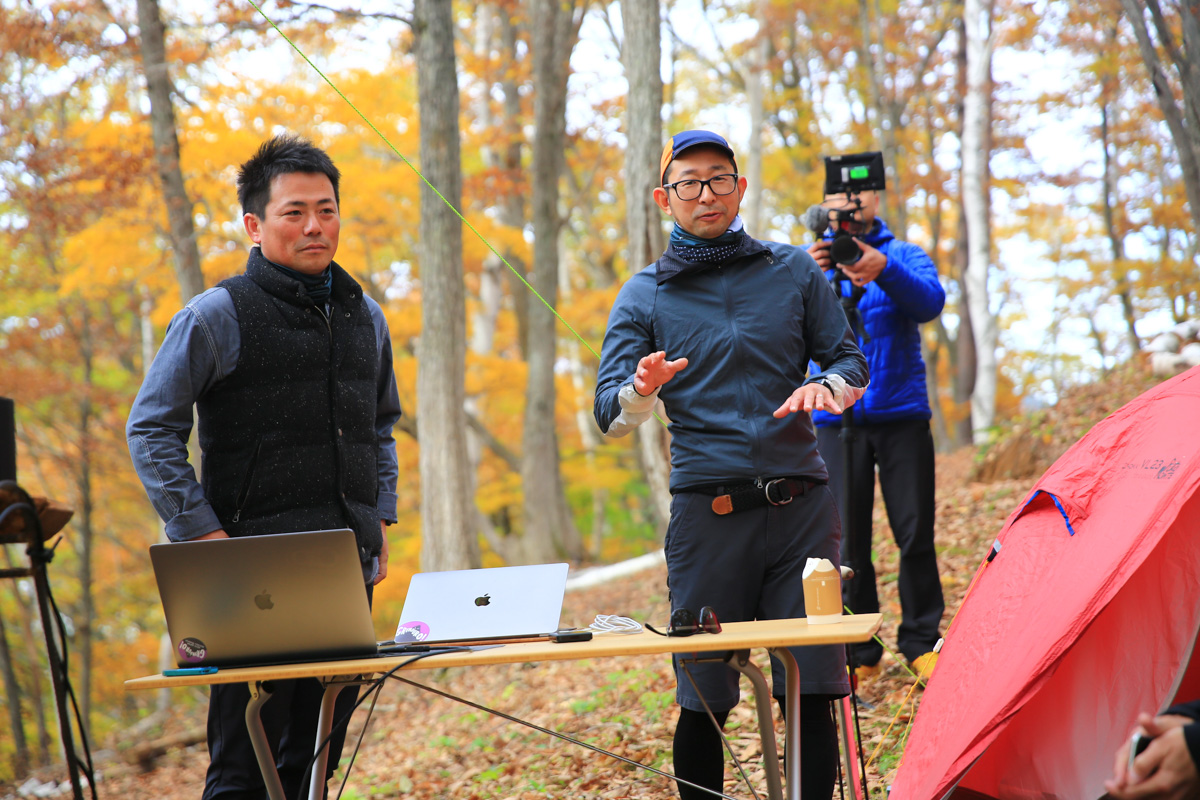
712,495,734,515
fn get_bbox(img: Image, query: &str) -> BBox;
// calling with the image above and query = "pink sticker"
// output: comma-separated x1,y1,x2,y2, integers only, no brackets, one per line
177,637,207,663
394,621,430,643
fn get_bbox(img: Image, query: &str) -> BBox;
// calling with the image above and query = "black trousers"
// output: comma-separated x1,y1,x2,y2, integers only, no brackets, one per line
202,587,372,800
202,677,360,800
817,418,943,665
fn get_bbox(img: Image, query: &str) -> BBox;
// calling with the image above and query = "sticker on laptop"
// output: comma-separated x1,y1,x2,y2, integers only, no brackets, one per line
177,637,208,663
394,621,430,643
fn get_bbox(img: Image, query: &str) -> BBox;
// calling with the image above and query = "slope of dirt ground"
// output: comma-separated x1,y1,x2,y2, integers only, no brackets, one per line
6,360,1166,800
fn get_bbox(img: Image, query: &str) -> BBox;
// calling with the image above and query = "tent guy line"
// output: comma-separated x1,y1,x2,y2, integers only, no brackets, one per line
244,0,674,428
243,5,956,770
241,1,629,360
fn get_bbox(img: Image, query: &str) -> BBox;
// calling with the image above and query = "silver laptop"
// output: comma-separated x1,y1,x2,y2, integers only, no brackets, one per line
394,563,569,644
150,529,378,668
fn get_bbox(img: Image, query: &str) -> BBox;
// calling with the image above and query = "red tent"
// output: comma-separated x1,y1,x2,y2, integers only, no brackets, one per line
891,365,1200,800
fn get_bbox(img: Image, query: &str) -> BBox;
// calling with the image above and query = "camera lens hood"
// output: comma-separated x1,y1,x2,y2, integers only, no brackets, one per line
830,234,862,266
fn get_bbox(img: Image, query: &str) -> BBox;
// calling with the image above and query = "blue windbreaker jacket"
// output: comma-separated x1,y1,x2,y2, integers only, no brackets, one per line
811,219,944,427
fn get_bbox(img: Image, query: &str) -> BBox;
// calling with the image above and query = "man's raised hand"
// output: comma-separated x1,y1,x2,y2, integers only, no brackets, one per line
773,381,864,418
774,383,841,418
634,351,688,396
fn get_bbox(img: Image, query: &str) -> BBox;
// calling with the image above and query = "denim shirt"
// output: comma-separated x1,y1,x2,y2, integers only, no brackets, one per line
126,267,403,543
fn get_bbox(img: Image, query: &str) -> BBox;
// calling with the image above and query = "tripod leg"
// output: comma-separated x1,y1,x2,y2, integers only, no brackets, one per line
834,695,866,800
32,540,84,800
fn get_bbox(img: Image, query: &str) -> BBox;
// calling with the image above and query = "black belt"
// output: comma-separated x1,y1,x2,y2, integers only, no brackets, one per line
684,478,824,516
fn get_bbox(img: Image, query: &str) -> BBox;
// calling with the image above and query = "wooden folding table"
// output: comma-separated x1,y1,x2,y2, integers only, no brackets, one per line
127,613,881,800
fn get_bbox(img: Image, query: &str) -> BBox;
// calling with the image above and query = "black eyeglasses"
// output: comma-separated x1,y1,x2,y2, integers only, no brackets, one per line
663,174,739,202
647,606,723,637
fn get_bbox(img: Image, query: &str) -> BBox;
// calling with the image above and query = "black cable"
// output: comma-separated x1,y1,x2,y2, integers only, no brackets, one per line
4,492,97,800
679,660,761,800
300,647,472,795
392,674,742,799
333,673,381,800
849,664,869,799
45,582,98,799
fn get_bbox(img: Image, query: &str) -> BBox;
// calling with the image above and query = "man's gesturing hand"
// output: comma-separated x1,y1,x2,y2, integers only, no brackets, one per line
634,351,688,396
774,383,841,417
773,382,863,418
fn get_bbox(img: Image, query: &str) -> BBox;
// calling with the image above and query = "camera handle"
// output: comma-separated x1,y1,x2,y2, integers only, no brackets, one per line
832,269,869,344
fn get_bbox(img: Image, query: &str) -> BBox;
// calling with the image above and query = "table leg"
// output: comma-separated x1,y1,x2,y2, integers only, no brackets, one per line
725,651,784,800
245,681,287,800
307,681,347,800
770,647,802,800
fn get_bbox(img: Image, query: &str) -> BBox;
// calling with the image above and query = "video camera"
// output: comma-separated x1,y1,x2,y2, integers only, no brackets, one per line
802,152,887,267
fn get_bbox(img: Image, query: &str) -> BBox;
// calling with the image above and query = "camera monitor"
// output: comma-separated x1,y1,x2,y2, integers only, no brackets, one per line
824,152,886,196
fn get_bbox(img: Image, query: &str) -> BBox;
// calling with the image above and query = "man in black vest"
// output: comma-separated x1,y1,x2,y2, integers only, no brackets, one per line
127,135,402,800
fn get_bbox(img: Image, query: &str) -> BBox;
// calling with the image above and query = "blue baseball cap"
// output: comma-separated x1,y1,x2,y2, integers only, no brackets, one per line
660,130,738,185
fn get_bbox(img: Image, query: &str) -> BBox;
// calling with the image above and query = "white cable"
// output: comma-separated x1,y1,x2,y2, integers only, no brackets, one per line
589,614,643,634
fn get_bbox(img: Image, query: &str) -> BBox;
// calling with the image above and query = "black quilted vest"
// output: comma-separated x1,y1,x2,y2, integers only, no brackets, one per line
196,248,382,561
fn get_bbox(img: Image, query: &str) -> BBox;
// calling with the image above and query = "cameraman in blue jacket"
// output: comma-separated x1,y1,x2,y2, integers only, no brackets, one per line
808,187,946,681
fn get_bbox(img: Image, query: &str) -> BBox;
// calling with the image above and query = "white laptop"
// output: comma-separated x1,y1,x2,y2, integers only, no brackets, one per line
150,529,378,668
394,563,569,644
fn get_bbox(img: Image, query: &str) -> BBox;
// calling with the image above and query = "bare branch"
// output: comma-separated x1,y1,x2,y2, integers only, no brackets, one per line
464,409,521,473
289,1,413,26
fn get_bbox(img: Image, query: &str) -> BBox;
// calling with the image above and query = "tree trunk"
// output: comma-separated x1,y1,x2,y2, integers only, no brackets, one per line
135,0,205,303
0,611,30,777
1120,1,1200,239
414,0,478,572
464,4,509,562
561,222,603,559
555,233,587,560
621,0,671,533
922,129,950,451
140,284,175,711
520,0,583,564
962,0,997,444
857,0,907,235
4,548,51,765
498,9,531,360
742,35,768,236
951,11,975,449
76,310,95,737
1100,99,1140,357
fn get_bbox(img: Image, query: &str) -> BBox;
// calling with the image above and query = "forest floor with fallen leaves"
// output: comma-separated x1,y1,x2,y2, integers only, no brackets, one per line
7,360,1166,800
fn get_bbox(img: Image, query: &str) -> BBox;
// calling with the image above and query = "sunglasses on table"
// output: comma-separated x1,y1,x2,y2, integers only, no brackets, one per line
646,606,723,637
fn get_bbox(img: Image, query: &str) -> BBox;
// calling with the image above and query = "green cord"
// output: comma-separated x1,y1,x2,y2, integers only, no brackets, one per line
243,0,675,428
243,0,600,362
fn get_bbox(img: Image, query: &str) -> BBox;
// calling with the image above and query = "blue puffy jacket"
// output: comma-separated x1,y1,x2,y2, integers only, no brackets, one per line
811,218,944,427
594,233,869,491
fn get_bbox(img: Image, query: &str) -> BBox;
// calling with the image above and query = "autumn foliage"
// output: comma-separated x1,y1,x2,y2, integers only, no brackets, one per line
1,0,1198,787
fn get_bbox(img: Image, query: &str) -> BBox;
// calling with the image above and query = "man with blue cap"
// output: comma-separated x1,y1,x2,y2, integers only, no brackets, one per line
594,130,869,799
